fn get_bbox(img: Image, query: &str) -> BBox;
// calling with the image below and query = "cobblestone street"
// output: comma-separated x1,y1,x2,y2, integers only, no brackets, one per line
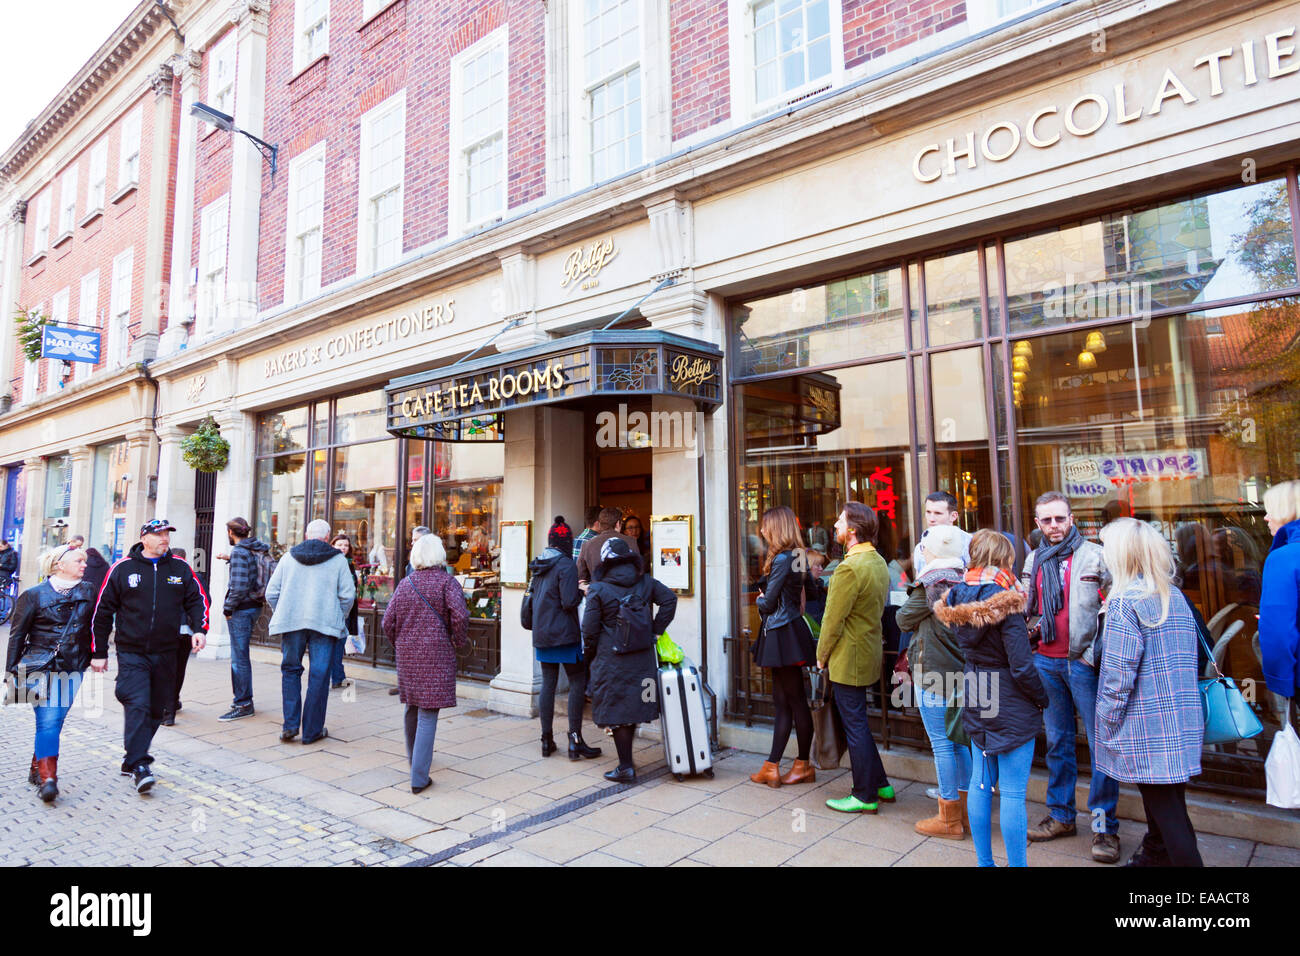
3,649,1298,868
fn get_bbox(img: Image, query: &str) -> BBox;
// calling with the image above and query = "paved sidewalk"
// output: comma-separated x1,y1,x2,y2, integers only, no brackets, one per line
3,651,1297,867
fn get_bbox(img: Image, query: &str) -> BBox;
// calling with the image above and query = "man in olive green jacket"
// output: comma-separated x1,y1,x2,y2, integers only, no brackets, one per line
818,502,894,814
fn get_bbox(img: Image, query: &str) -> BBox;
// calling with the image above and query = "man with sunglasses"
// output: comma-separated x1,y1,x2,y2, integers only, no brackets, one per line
1021,491,1119,863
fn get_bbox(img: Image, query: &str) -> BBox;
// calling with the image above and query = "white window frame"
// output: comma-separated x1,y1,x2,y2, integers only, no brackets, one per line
47,288,71,393
294,0,330,74
109,248,134,369
966,0,1054,33
32,192,51,256
198,196,229,335
118,107,142,188
285,141,326,305
76,270,99,383
88,140,108,212
727,0,845,121
449,29,508,235
357,90,406,274
568,0,646,189
58,167,78,236
362,0,396,19
207,31,237,131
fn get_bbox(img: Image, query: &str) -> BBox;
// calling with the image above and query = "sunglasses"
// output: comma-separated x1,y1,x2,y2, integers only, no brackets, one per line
1037,515,1071,525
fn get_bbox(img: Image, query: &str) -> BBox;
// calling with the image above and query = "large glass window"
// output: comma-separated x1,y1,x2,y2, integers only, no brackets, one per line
88,440,130,561
42,455,72,551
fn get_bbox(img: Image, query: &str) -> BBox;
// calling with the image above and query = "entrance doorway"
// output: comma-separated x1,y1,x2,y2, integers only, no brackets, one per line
585,402,653,553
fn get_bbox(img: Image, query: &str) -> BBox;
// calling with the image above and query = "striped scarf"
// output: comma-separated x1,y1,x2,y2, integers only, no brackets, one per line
963,566,1019,591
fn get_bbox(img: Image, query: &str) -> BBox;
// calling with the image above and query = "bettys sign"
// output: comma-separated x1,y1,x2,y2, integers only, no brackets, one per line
1062,450,1207,498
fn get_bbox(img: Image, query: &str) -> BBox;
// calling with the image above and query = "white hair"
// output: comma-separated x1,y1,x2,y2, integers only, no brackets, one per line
410,533,447,570
1264,480,1300,527
1101,517,1174,627
40,546,86,580
305,519,332,541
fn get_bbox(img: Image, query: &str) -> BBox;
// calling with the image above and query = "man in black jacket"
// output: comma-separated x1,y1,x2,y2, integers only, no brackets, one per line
219,517,269,722
0,539,18,592
91,519,209,793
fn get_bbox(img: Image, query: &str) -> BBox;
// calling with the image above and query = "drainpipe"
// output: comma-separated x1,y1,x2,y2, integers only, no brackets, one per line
138,359,162,496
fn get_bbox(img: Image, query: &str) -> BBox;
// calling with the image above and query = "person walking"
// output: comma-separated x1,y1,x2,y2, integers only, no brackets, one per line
912,492,972,577
91,519,209,794
525,534,601,760
750,506,820,788
6,545,95,802
266,520,355,745
1095,518,1205,867
381,533,469,793
330,534,359,690
576,507,640,589
819,502,895,813
582,538,677,783
573,507,601,562
0,538,19,592
935,530,1048,867
896,523,970,838
1021,490,1121,863
219,518,270,721
1260,480,1300,702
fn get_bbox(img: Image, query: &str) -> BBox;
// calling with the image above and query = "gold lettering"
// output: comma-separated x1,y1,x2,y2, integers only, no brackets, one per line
401,397,413,418
434,390,443,415
500,373,517,399
445,299,455,324
489,377,500,401
670,354,716,388
553,362,567,390
469,381,483,405
458,384,469,407
560,237,619,287
517,370,534,396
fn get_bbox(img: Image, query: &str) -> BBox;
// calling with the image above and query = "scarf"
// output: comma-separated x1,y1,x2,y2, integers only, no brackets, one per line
963,566,1018,591
49,575,80,593
1028,524,1083,646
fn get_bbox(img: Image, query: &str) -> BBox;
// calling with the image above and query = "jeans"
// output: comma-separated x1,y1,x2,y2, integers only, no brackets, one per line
329,635,347,685
968,737,1035,867
831,682,890,802
1035,655,1119,833
916,685,971,801
404,705,439,787
227,607,260,709
280,629,335,740
33,671,84,758
116,650,177,768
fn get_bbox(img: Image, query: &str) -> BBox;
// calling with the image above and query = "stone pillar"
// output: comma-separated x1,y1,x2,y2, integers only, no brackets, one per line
123,430,157,544
162,50,203,357
19,457,46,583
489,406,585,716
133,61,177,362
225,0,271,330
200,407,255,658
153,425,195,540
66,446,95,546
1,203,27,398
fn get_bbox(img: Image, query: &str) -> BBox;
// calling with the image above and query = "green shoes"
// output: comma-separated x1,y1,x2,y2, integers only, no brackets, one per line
877,785,896,802
826,795,879,814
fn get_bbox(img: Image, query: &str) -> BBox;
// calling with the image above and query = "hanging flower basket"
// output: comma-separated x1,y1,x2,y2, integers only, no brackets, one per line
15,307,49,363
181,416,230,472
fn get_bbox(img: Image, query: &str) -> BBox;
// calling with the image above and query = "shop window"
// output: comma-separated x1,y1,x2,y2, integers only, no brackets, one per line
931,347,995,531
42,455,73,550
256,406,309,457
254,455,308,558
573,0,642,185
731,264,906,377
450,30,507,232
1003,177,1298,332
88,440,130,562
924,247,983,346
334,389,388,444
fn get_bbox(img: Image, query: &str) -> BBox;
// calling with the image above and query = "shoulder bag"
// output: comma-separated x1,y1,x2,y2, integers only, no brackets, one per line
1196,626,1264,745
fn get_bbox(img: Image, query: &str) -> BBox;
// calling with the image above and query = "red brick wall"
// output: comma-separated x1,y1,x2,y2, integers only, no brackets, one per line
14,86,167,397
842,0,967,69
191,27,236,299
670,0,730,141
254,0,547,310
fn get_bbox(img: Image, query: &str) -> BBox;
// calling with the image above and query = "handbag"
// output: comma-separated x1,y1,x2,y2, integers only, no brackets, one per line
407,578,462,651
1196,628,1263,745
519,575,535,631
810,668,848,770
1265,709,1300,809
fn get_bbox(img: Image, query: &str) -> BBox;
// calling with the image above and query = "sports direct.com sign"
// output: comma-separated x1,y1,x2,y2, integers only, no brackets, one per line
1061,450,1207,498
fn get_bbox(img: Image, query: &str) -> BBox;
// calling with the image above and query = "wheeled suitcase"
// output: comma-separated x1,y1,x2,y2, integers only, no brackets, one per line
658,662,714,780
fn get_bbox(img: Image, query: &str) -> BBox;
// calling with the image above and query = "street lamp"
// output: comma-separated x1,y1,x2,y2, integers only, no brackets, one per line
190,102,279,185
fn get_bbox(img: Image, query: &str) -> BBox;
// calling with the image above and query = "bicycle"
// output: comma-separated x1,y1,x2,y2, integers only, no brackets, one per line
0,576,17,626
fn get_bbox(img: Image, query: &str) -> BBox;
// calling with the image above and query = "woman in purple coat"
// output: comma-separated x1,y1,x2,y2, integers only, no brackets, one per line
1095,518,1204,867
382,534,469,793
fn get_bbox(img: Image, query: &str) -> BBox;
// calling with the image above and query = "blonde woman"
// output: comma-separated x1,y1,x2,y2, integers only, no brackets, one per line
1260,480,1300,701
1094,518,1204,867
4,545,95,802
750,506,822,787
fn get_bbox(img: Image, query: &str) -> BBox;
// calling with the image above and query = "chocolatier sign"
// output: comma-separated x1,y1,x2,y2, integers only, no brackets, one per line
385,329,722,441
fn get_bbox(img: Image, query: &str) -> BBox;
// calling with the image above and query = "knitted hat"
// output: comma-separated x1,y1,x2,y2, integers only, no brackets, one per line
921,524,965,561
599,536,637,566
548,516,573,552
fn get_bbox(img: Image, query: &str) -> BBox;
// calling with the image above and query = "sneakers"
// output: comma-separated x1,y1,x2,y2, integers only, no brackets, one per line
1027,815,1076,842
218,704,255,722
826,795,879,814
1092,832,1121,864
120,761,133,776
132,764,156,794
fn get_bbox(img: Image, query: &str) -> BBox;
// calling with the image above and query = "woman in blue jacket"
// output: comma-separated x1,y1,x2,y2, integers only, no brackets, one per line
1261,480,1300,701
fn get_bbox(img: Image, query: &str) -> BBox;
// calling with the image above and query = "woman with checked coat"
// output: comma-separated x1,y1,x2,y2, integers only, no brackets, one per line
1094,518,1204,867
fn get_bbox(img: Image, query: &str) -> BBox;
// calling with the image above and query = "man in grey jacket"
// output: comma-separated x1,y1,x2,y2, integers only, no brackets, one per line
267,520,355,744
1020,491,1119,863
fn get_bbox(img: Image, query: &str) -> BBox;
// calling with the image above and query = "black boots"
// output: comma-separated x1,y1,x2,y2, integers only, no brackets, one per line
603,764,636,784
568,732,601,760
541,733,557,757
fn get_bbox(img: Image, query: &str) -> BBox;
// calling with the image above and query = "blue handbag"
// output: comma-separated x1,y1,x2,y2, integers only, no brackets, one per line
1196,629,1263,745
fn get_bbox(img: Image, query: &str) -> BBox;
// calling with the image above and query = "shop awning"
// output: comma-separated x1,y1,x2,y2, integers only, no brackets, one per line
385,329,724,441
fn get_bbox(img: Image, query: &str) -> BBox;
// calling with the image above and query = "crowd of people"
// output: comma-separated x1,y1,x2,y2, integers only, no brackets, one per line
4,480,1298,872
748,482,1300,867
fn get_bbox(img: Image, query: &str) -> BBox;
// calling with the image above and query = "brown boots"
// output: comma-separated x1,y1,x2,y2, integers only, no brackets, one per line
28,755,39,786
780,759,816,785
750,761,782,788
914,796,966,840
36,756,58,803
751,759,817,787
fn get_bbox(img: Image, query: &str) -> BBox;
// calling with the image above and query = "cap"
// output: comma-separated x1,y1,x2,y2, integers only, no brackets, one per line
600,536,633,564
141,518,177,536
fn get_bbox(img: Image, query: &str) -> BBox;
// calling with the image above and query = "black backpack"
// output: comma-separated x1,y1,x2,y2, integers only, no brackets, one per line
609,576,655,655
249,551,277,604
